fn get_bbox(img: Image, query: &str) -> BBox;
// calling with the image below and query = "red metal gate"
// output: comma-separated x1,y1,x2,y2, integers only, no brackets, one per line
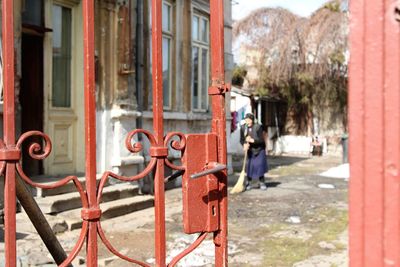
349,1,400,266
1,0,229,266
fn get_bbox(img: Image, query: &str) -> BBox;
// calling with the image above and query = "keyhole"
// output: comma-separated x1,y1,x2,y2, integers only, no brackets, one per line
212,206,216,216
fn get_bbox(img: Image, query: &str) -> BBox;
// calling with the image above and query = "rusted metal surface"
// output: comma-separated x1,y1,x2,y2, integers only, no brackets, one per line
349,0,400,266
383,2,400,265
82,0,99,265
2,0,229,266
2,0,18,264
210,0,229,266
151,0,167,265
182,134,220,234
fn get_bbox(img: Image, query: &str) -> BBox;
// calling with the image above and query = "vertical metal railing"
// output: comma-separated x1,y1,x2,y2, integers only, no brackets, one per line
210,1,228,266
349,1,400,267
0,38,4,103
2,0,17,265
151,0,167,265
82,0,99,266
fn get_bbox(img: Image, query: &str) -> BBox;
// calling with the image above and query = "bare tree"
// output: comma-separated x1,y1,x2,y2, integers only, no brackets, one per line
233,1,348,135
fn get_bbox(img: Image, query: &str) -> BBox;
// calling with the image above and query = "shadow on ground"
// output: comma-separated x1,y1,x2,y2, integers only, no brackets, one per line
267,155,310,171
265,181,281,188
232,154,309,172
0,227,28,242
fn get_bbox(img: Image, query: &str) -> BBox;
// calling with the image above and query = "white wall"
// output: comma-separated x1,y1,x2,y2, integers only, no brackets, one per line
96,108,144,178
228,91,252,155
271,135,327,155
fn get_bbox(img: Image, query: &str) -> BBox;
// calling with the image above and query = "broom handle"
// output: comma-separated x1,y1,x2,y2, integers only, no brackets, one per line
242,149,248,172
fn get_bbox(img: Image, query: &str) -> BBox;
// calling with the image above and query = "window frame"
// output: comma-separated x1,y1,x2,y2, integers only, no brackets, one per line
148,0,175,110
49,1,76,110
191,12,210,112
51,3,73,108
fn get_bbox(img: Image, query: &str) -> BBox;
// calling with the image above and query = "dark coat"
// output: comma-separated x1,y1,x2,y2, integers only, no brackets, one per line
240,123,266,156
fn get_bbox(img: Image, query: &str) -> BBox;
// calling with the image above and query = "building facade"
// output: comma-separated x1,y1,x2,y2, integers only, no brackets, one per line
1,0,233,184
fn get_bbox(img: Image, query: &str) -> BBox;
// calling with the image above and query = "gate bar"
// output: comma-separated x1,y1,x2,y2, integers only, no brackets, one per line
2,0,17,265
82,0,98,266
349,0,400,266
151,0,167,265
382,1,400,264
209,0,228,266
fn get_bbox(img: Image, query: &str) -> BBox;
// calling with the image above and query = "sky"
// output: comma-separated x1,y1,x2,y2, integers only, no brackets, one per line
232,0,331,20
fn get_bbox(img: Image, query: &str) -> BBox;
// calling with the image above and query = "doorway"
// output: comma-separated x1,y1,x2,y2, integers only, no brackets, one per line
20,34,44,177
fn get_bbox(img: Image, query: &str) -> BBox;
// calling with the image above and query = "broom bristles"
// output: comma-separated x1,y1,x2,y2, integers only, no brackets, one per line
230,170,245,194
230,150,248,194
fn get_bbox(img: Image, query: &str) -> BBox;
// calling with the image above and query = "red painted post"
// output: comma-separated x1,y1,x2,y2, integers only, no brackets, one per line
82,0,98,266
209,1,228,266
362,1,384,266
383,0,400,265
349,0,400,266
151,0,167,266
2,0,17,265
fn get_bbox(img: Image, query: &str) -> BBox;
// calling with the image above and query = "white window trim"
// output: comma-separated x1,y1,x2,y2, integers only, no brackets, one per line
47,1,78,111
191,12,210,112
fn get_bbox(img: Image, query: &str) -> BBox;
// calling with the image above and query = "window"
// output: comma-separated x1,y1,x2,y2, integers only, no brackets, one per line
192,13,209,111
148,1,174,109
52,4,72,108
162,2,173,109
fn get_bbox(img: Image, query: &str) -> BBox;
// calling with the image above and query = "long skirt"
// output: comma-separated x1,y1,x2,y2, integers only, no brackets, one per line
246,149,268,179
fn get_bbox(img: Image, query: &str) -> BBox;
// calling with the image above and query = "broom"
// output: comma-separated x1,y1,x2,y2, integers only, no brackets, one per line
230,151,248,194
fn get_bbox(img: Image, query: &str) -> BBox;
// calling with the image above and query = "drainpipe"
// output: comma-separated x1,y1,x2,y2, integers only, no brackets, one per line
126,0,136,106
136,0,144,130
136,0,145,191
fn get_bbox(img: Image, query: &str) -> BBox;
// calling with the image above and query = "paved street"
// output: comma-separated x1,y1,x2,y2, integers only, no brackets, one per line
1,154,348,266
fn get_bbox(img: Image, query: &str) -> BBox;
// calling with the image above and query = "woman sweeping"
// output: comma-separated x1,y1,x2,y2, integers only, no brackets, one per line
240,113,268,191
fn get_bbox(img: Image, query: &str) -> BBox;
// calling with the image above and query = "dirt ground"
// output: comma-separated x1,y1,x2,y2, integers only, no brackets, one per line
6,154,349,266
94,154,348,267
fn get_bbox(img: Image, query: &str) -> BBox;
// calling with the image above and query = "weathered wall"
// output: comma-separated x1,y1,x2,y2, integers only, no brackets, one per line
95,0,137,110
138,0,233,180
0,0,233,187
95,0,141,175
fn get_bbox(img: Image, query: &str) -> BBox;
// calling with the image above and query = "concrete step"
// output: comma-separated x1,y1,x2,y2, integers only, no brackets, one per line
28,174,106,197
35,183,140,214
59,195,154,231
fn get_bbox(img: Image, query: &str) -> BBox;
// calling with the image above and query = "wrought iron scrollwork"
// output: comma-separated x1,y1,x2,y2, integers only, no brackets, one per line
164,132,186,171
5,128,210,266
11,131,89,267
93,128,189,265
16,131,52,160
